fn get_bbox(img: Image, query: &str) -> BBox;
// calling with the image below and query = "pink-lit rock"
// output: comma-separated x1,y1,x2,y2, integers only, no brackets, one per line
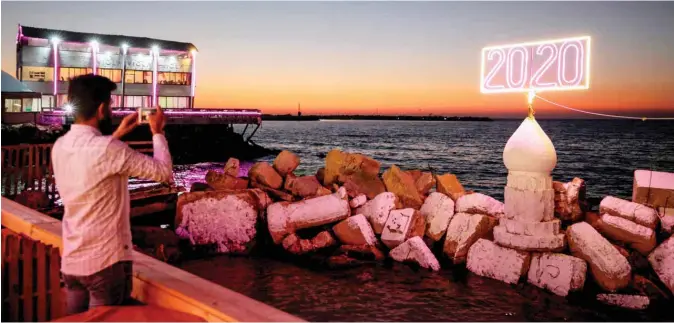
455,193,505,218
566,222,631,292
282,231,337,255
443,213,497,264
284,174,331,198
657,207,674,234
267,191,350,244
506,171,552,191
632,169,674,209
224,158,240,177
435,173,466,201
415,172,436,196
380,208,425,249
466,238,531,285
527,252,587,297
389,236,440,271
500,218,560,236
176,191,261,254
419,192,456,241
599,196,658,229
595,214,656,255
332,214,377,246
349,194,367,209
249,162,283,189
382,165,424,209
273,150,300,177
596,294,650,310
648,236,674,294
504,187,555,223
205,170,249,191
553,178,586,222
494,225,565,252
355,192,397,234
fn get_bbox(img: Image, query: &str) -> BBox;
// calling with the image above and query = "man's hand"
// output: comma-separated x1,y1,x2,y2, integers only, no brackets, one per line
148,106,166,135
112,112,139,140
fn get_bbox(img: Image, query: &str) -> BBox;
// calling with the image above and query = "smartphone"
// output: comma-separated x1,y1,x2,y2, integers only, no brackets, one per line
138,108,156,124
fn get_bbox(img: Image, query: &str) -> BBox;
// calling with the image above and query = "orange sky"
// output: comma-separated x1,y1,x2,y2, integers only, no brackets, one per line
3,2,674,117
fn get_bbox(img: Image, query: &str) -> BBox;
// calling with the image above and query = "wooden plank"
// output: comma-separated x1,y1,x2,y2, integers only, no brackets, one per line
49,247,62,320
132,253,302,322
1,197,304,323
23,238,35,322
36,243,48,322
9,234,20,322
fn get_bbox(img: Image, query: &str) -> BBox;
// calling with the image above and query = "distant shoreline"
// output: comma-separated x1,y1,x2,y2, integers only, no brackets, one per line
262,115,493,121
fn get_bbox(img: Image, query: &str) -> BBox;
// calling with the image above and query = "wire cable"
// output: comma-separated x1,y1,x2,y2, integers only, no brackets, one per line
534,95,674,121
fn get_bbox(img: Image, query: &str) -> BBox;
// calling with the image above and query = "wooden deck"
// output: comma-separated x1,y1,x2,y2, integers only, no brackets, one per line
1,197,304,322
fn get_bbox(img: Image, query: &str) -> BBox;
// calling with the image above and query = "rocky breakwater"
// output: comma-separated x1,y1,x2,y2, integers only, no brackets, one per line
463,117,674,310
164,124,673,312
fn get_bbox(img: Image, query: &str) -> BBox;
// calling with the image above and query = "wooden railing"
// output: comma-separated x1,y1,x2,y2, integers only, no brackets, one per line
2,229,64,322
1,141,154,203
0,198,304,322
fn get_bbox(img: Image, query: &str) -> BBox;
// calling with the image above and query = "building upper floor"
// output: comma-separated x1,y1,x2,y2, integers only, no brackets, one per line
16,25,198,105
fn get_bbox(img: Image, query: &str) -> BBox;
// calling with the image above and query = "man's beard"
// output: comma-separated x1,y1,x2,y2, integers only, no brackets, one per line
98,113,113,135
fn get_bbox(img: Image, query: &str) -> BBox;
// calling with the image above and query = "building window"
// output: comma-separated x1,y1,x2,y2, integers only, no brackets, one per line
57,94,68,107
42,95,55,109
4,99,22,112
158,72,191,85
22,98,42,112
158,96,189,109
124,96,151,108
98,69,123,83
22,67,54,82
124,70,153,84
60,68,93,81
111,95,122,108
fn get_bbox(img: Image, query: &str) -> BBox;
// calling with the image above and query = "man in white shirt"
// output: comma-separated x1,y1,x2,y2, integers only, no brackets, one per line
52,74,173,314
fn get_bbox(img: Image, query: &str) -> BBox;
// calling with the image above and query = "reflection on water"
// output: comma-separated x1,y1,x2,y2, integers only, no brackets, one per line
180,255,672,322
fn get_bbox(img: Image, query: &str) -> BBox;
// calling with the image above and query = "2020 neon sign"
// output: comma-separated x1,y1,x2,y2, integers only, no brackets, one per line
480,36,591,93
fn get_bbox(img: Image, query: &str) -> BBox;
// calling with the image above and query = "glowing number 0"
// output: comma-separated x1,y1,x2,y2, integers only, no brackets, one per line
506,46,528,89
558,40,584,86
483,48,506,90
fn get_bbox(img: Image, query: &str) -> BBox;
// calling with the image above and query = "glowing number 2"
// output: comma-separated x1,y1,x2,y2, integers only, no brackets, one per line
531,44,558,88
506,46,528,88
558,40,584,86
483,48,506,90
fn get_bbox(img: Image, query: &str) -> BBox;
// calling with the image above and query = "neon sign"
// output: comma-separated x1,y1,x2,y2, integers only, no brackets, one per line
480,36,591,93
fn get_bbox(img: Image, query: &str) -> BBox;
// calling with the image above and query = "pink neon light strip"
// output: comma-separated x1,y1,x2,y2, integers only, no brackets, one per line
92,45,98,74
152,51,158,106
53,42,58,96
45,110,261,116
191,53,196,97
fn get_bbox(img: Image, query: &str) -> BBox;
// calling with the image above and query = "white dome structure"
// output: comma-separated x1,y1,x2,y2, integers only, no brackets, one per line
503,117,557,174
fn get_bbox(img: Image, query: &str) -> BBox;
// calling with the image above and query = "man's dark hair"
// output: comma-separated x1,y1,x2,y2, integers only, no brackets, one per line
67,74,117,120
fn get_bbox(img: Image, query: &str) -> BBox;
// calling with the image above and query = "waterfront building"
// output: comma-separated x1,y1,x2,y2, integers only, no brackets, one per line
16,24,197,111
7,25,261,126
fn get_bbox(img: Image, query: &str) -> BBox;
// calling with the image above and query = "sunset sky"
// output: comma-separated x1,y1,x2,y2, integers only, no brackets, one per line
2,1,673,118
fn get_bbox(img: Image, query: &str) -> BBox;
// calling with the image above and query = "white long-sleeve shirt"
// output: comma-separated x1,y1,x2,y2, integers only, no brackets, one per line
52,124,173,276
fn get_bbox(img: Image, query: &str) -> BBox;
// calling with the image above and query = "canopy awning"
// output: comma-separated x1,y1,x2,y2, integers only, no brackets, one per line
1,71,41,98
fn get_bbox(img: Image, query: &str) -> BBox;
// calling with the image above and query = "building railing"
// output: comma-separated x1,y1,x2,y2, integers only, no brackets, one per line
1,142,153,203
1,198,304,322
